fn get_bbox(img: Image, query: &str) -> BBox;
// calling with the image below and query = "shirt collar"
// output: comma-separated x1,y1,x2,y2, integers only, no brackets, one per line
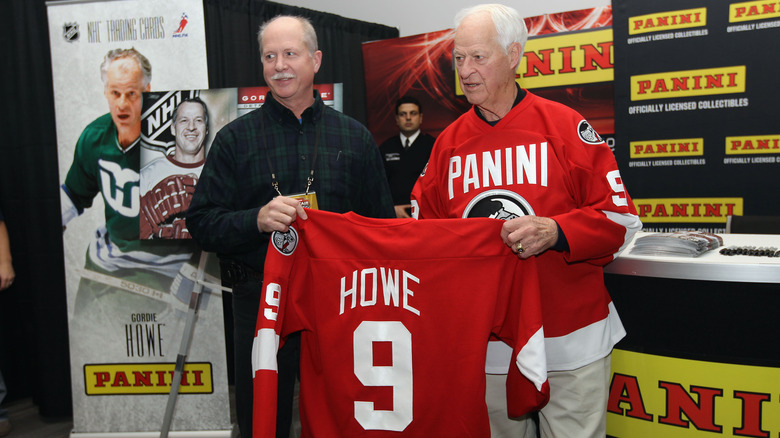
115,135,140,154
474,83,527,126
264,90,324,124
400,130,421,147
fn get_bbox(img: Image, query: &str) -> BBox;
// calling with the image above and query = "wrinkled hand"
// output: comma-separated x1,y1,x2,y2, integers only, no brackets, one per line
500,216,558,259
394,204,412,219
257,196,309,233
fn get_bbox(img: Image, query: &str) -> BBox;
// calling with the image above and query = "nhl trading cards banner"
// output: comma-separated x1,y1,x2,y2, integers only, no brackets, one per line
612,0,780,233
46,0,233,436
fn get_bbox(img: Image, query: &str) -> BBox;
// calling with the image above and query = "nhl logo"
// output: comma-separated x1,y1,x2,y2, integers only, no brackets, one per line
63,22,79,42
272,227,299,256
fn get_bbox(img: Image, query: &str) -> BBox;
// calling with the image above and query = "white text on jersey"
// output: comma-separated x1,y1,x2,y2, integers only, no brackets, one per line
448,142,549,199
340,268,420,316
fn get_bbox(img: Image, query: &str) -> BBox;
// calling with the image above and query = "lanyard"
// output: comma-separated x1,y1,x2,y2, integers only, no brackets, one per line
260,106,320,197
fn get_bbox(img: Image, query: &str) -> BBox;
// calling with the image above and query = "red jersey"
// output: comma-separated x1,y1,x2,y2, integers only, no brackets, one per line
252,209,548,437
411,91,642,370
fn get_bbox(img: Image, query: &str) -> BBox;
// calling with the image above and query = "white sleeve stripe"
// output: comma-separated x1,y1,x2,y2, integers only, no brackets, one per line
514,327,547,392
60,185,79,227
252,328,280,375
603,210,643,258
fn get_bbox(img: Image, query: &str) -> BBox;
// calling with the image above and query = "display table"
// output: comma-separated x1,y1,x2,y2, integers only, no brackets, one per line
603,232,780,437
604,232,780,283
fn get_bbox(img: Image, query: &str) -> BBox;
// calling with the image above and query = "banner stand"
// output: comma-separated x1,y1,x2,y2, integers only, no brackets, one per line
161,252,218,438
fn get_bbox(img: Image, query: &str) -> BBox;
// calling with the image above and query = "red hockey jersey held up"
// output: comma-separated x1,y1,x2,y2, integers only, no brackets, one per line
252,209,548,437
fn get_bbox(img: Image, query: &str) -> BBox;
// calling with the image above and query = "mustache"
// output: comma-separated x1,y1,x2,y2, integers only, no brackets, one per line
271,72,296,80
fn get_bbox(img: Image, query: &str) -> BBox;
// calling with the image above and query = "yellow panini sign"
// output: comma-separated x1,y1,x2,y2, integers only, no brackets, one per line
84,362,214,395
608,349,780,437
518,28,613,89
730,0,780,22
629,8,707,35
630,138,704,159
725,134,780,155
631,66,746,101
633,198,743,223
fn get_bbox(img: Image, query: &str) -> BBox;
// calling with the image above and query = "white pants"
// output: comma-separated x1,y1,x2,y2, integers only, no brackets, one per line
487,355,612,438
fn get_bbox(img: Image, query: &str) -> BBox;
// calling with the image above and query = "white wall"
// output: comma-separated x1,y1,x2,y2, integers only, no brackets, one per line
280,0,611,37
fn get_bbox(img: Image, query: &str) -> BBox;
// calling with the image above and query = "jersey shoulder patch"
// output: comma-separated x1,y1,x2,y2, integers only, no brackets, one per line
271,227,298,256
577,120,603,145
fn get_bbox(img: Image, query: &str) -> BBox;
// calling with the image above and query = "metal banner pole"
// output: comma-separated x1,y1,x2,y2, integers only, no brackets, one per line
160,251,209,438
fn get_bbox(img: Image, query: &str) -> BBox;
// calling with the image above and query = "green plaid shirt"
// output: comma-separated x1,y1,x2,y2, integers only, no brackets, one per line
187,91,394,271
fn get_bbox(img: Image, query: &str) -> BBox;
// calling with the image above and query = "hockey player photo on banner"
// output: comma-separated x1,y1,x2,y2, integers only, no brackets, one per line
137,85,341,241
139,89,237,240
46,0,232,435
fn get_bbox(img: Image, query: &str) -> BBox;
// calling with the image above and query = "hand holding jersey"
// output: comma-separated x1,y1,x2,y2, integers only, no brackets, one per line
256,196,309,233
501,215,559,258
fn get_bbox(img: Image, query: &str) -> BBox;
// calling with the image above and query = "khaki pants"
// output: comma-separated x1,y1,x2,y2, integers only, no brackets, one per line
487,355,611,438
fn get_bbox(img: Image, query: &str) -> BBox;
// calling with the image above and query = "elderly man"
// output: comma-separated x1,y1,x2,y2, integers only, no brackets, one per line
411,4,642,437
186,15,394,438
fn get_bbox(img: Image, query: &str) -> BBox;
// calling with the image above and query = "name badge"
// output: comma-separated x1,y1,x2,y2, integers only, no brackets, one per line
289,192,319,210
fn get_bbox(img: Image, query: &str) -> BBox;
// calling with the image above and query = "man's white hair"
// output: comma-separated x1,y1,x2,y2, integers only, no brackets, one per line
455,3,528,60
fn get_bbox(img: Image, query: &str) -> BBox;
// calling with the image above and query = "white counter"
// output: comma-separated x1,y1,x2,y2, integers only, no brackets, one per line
604,232,780,283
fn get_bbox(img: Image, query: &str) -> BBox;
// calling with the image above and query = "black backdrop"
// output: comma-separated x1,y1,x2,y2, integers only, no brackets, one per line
0,0,397,418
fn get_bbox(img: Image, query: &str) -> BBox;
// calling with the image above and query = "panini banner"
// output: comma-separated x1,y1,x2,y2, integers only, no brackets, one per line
45,0,232,436
362,7,616,147
608,349,780,437
613,0,780,233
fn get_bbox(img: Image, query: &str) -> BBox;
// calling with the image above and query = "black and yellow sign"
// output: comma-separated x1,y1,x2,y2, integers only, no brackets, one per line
609,349,780,437
633,197,743,223
84,362,214,395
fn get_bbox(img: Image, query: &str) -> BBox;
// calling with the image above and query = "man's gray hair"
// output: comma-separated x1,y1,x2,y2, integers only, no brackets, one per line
455,3,528,58
100,48,152,87
257,15,319,56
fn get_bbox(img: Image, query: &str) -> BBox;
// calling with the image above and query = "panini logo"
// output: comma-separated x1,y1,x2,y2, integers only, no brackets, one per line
456,28,613,93
608,349,780,437
519,28,613,89
634,198,743,223
629,8,707,35
84,363,213,395
631,66,746,101
730,0,780,22
726,134,780,155
630,138,703,159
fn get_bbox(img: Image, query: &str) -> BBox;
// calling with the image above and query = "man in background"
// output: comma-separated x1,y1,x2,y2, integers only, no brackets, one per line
140,97,209,239
379,95,435,218
186,15,394,438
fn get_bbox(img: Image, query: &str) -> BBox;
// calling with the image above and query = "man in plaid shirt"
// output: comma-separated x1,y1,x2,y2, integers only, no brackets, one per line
186,15,394,438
